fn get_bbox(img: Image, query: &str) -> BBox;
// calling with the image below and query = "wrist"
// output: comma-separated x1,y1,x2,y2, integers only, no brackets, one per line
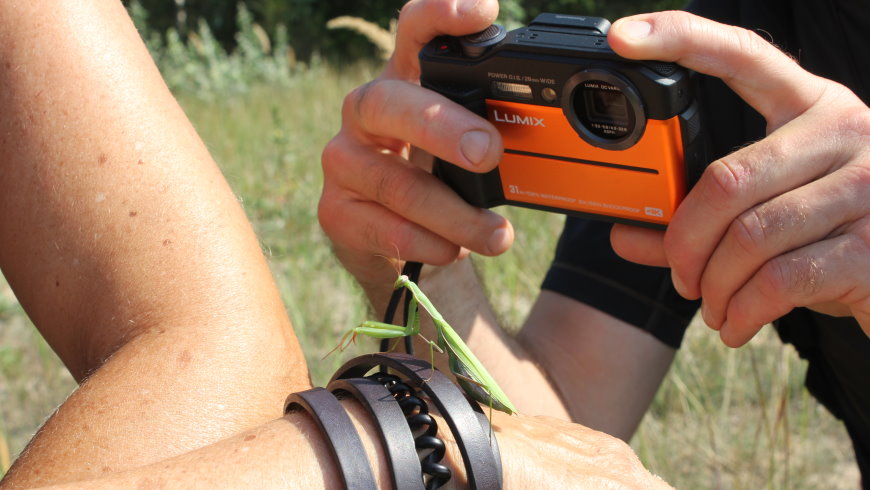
289,352,503,488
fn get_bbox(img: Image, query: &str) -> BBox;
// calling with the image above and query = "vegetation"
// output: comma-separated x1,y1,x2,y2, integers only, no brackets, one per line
0,1,859,488
124,0,686,63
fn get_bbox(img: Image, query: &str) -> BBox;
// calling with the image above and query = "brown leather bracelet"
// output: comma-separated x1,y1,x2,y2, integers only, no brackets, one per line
284,387,377,490
327,377,425,489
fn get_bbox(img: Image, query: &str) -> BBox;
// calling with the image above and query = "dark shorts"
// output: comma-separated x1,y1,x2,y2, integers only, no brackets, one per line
542,217,870,482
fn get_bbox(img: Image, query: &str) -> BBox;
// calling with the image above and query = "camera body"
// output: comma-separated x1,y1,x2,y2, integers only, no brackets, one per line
420,13,706,228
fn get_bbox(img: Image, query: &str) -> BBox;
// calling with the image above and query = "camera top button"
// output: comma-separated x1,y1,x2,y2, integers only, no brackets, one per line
459,24,507,58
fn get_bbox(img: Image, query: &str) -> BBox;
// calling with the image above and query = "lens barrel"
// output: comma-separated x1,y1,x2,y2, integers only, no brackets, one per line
562,70,646,150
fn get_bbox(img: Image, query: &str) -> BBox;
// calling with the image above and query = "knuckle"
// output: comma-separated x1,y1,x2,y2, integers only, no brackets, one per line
731,208,768,257
408,0,453,25
855,217,870,251
759,254,825,301
754,261,788,302
592,437,648,476
316,193,344,237
701,156,752,209
701,140,786,208
349,80,390,129
731,27,779,69
467,208,495,235
842,159,870,191
654,10,696,39
397,0,415,19
374,166,420,211
825,96,870,147
417,103,447,146
360,215,390,254
732,198,810,255
320,136,347,173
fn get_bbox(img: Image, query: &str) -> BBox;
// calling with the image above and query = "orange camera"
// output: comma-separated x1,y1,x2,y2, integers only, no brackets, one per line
420,14,706,228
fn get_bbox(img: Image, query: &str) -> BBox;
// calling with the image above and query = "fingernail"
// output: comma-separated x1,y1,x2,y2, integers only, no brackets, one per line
487,226,511,255
719,321,732,344
619,20,652,40
457,0,482,15
459,130,491,167
701,302,719,330
671,270,688,297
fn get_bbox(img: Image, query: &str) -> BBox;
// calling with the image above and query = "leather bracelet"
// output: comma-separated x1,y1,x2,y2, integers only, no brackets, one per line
284,387,377,490
327,377,424,490
331,352,504,490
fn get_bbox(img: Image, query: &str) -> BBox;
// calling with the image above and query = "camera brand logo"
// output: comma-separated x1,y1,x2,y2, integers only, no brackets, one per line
493,110,546,127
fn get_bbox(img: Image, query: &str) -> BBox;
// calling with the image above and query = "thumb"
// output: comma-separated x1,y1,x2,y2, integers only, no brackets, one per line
608,11,826,132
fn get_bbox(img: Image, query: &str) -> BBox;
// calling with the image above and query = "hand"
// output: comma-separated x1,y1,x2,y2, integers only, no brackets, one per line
318,0,513,308
494,412,672,489
607,11,870,346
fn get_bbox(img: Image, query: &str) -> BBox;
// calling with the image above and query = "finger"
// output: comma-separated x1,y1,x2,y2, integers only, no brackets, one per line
663,112,851,298
608,11,826,130
319,189,463,266
386,0,499,81
609,224,667,266
344,78,502,171
718,226,870,347
322,135,513,257
699,160,870,329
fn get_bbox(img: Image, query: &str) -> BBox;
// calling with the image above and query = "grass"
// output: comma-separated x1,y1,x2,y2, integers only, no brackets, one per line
0,62,859,487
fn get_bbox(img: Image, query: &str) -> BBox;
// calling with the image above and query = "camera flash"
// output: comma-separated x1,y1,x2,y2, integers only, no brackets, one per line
492,81,533,100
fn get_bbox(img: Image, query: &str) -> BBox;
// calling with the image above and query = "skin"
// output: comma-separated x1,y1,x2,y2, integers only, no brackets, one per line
0,0,310,486
23,402,671,490
0,0,672,487
607,13,870,346
318,0,869,443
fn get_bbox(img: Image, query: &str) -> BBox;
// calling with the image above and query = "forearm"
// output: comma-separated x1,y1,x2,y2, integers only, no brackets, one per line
20,400,669,490
30,400,396,490
519,292,676,440
413,259,571,420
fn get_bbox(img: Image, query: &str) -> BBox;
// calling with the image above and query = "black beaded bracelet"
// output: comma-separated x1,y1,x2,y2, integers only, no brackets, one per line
368,372,452,489
284,387,377,490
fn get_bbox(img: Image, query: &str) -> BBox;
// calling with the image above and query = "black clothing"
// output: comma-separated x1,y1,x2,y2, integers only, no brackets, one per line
541,0,870,483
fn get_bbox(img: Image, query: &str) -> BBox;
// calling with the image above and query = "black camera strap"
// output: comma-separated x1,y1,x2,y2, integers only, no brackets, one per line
379,261,424,355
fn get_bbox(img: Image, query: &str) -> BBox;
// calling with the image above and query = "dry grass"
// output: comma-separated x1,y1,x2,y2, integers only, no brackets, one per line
327,16,396,60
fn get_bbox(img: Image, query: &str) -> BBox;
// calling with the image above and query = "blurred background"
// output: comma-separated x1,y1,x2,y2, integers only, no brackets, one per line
0,1,859,487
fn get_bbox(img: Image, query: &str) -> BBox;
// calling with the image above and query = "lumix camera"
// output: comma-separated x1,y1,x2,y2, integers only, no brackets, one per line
420,14,706,228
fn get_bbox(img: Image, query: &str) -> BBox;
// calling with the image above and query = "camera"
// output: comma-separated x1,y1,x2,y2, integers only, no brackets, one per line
420,14,706,228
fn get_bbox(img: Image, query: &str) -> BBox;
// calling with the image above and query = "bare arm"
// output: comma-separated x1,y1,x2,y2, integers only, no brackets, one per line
0,0,309,485
36,402,671,490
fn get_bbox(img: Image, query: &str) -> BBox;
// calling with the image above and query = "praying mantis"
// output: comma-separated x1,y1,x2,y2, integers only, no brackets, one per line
334,274,517,415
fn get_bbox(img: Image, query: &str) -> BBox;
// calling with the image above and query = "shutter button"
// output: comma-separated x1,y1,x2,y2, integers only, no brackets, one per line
460,24,506,58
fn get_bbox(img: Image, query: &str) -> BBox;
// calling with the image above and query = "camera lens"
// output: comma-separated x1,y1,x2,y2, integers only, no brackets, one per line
561,70,645,150
576,81,630,138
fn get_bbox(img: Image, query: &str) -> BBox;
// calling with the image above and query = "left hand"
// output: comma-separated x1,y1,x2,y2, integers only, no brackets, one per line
606,11,870,346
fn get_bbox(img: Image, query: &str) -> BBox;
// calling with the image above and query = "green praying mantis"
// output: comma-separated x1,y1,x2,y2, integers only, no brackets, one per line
334,274,517,415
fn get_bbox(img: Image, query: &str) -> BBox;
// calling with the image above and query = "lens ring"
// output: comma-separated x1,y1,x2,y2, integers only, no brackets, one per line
561,69,646,150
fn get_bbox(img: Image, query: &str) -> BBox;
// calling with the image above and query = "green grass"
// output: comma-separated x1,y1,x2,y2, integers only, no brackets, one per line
0,63,859,487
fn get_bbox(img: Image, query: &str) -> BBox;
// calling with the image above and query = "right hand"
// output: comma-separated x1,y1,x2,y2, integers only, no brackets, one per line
318,0,513,307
